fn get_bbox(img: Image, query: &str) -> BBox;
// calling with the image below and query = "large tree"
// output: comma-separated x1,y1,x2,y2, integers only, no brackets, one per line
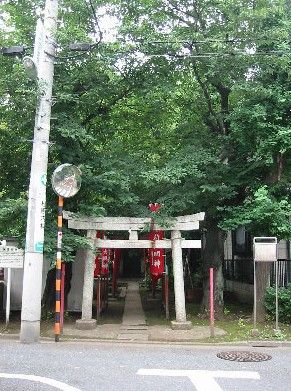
0,0,290,317
105,0,291,316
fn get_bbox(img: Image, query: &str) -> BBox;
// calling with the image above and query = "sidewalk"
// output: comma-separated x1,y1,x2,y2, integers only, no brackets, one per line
1,282,290,346
61,280,226,343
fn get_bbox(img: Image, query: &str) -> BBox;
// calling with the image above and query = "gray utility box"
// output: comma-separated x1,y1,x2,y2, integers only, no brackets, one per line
253,237,277,262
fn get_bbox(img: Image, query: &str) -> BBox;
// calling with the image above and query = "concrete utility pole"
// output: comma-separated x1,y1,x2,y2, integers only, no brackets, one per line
20,0,58,343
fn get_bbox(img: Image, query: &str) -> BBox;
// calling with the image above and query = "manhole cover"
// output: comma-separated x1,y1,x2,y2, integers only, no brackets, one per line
217,351,272,362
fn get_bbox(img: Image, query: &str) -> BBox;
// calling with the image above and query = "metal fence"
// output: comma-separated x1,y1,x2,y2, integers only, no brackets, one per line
223,258,291,287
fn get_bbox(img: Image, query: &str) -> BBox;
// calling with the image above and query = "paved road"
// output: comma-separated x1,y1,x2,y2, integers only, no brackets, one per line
0,340,290,390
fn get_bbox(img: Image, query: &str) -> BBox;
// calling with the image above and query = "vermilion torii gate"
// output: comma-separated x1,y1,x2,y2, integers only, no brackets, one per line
63,211,205,330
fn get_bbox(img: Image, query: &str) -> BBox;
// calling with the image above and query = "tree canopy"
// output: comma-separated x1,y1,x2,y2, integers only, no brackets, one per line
0,0,290,268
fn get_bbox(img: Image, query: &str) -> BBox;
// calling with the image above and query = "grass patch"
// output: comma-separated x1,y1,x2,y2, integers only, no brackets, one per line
140,287,172,326
93,298,125,325
140,286,291,342
186,301,291,342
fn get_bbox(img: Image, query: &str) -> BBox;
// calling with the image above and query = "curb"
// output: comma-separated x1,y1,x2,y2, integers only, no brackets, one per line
1,333,291,347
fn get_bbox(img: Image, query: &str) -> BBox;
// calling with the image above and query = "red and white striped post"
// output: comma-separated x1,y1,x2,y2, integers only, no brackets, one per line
209,267,215,337
55,195,63,342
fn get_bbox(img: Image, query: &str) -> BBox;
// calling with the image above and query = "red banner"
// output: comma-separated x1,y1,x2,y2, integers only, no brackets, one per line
101,248,110,275
148,230,164,279
94,231,110,277
148,203,164,281
94,255,101,278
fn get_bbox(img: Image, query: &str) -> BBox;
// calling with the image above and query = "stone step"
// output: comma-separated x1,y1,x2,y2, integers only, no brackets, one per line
119,329,148,335
117,333,149,341
120,325,148,331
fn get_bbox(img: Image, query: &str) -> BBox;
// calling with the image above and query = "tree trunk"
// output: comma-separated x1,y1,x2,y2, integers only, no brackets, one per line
42,268,56,312
255,262,271,322
42,262,72,315
201,214,224,319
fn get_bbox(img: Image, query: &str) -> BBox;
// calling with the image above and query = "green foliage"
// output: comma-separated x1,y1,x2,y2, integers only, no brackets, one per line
43,223,91,269
0,192,27,241
0,0,291,262
265,284,291,324
220,186,291,239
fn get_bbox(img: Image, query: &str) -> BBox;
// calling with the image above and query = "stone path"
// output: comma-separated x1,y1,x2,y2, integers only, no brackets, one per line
117,280,149,341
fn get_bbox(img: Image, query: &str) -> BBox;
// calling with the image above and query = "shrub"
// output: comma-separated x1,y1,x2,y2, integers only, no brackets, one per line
265,284,291,324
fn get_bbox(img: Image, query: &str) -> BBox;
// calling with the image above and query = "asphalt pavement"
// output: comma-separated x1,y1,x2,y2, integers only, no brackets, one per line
0,281,291,390
0,340,291,391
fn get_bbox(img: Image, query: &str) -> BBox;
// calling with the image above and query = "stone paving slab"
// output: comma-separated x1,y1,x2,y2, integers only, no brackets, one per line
62,323,120,339
117,281,148,340
148,325,227,342
121,281,146,326
61,324,225,342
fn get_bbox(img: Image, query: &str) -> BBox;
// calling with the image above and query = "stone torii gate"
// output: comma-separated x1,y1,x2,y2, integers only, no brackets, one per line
63,211,205,330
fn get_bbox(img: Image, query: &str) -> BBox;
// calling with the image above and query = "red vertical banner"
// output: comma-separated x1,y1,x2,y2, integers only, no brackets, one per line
94,231,110,277
94,231,102,277
101,248,110,275
148,203,164,282
148,231,164,279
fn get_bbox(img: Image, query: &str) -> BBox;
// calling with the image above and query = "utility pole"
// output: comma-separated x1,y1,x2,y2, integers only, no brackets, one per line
20,0,58,343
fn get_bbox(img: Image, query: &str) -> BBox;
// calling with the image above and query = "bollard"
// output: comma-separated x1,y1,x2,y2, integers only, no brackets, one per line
209,267,215,337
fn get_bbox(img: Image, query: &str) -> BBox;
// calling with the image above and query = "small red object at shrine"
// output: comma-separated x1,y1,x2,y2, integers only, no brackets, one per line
148,203,162,213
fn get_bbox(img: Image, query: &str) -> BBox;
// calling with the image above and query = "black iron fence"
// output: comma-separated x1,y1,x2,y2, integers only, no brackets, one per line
223,258,291,287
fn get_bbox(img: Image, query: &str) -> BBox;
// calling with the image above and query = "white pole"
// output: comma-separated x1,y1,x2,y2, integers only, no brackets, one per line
6,268,11,325
20,0,58,343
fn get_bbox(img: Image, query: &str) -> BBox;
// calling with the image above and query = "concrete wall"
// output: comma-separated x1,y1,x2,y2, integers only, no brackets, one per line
67,249,86,312
3,257,50,311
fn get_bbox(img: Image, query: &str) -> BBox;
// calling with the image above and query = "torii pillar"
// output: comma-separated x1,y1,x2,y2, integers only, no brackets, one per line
171,230,192,330
76,229,96,329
